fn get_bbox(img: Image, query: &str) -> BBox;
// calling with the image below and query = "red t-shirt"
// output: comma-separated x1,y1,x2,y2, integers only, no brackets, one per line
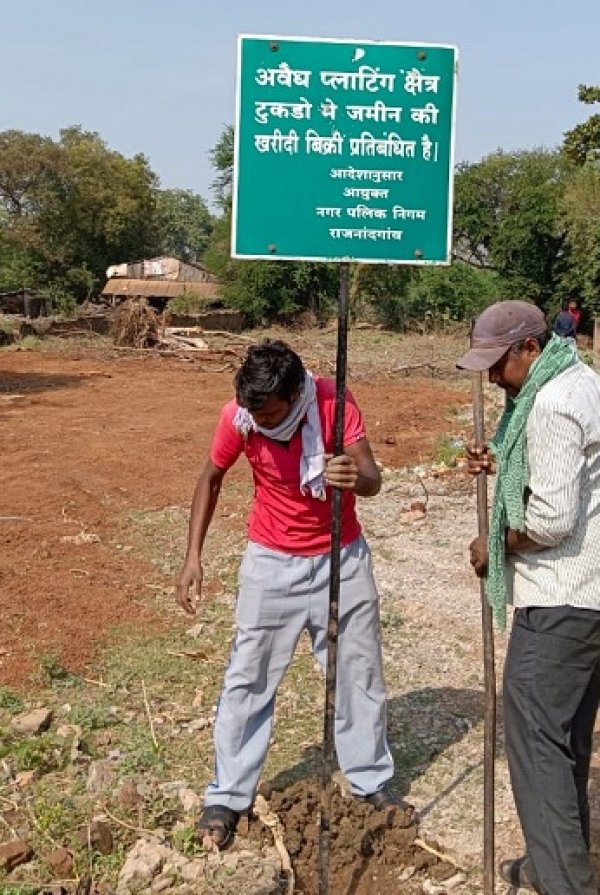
210,377,364,555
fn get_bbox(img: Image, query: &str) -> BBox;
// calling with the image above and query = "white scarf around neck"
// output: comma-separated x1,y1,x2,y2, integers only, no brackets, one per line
233,371,326,500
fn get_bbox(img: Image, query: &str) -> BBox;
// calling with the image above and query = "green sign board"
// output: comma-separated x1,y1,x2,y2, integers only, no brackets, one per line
232,35,458,265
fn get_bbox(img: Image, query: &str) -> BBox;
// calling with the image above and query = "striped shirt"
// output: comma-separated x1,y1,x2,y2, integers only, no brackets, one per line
508,361,600,609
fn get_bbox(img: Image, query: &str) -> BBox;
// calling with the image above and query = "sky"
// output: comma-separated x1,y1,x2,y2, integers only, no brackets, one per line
2,0,598,209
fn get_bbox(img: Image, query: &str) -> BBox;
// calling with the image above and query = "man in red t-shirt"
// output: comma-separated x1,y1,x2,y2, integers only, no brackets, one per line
176,340,406,847
568,298,582,334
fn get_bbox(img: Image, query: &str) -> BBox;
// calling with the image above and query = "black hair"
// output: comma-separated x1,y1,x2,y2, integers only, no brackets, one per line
234,339,305,410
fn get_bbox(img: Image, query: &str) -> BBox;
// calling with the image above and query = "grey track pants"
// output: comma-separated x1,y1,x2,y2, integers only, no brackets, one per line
504,605,600,895
204,536,394,811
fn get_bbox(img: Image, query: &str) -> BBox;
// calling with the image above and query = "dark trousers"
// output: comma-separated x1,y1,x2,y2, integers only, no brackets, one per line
504,605,600,894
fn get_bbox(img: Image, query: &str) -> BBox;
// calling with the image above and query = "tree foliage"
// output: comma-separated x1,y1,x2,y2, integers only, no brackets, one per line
403,263,501,328
453,149,572,306
3,91,597,327
0,126,161,299
563,84,600,165
351,262,500,329
155,188,213,262
221,259,337,324
559,86,600,314
560,161,600,313
210,124,234,212
350,264,413,328
204,121,593,329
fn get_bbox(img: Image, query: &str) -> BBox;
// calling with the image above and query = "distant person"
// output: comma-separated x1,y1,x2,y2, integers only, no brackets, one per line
553,301,577,341
175,339,410,848
568,298,582,333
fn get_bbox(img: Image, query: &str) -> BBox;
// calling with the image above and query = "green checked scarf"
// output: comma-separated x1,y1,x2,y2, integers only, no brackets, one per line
486,334,577,629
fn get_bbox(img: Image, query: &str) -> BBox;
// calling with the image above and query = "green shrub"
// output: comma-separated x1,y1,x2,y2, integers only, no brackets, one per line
0,686,23,714
434,435,465,467
38,653,77,685
0,315,16,334
15,334,43,351
0,733,66,775
47,286,77,318
168,293,211,315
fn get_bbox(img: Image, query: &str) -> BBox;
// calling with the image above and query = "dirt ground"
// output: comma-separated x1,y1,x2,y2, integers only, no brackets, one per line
246,778,457,894
4,332,598,894
0,335,469,687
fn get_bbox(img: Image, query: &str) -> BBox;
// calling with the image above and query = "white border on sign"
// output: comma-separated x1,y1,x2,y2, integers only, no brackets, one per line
231,34,459,265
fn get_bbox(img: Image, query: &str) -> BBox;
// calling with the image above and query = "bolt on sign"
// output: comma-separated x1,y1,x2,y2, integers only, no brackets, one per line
232,35,458,265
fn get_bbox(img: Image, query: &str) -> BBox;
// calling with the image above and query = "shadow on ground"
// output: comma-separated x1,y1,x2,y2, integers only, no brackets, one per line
0,369,84,394
267,686,493,804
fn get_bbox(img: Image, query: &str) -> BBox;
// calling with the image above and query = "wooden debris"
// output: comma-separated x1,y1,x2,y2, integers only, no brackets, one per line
162,327,209,351
253,793,295,894
141,679,159,752
414,837,466,872
112,298,160,348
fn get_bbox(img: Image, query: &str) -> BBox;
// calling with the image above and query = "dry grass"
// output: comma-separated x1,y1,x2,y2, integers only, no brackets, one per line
111,298,160,348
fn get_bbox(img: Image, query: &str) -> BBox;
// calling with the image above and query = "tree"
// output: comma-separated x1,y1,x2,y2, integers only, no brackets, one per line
0,229,45,291
560,87,600,315
0,126,162,299
560,162,600,314
351,264,413,328
405,263,501,327
210,124,234,212
220,259,338,325
453,149,572,306
0,130,64,278
204,126,509,328
51,127,161,291
351,262,500,329
563,85,600,165
155,188,213,261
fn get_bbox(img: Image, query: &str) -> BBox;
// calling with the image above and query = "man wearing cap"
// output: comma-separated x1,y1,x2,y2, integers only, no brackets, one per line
458,300,600,894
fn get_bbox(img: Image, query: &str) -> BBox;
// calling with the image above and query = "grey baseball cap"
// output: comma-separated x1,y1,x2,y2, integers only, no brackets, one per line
456,301,547,371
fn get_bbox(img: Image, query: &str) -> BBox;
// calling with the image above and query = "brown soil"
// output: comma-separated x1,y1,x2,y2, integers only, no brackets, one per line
0,343,468,688
246,778,456,894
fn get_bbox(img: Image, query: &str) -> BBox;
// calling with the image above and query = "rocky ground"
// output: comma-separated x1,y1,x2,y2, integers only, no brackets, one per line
0,459,523,895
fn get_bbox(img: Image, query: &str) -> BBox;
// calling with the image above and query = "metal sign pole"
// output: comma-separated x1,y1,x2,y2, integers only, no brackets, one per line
473,372,496,895
233,35,458,894
318,261,349,895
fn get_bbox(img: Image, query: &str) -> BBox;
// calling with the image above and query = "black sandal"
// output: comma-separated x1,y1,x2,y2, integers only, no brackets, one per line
498,856,534,891
197,804,240,849
361,788,417,823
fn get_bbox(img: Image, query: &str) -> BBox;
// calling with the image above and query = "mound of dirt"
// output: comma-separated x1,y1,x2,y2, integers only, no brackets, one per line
247,778,458,894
